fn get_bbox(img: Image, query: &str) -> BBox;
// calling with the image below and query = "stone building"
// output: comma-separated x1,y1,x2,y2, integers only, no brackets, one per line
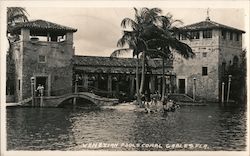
9,20,77,102
73,56,175,101
7,17,245,104
174,17,245,102
7,19,175,103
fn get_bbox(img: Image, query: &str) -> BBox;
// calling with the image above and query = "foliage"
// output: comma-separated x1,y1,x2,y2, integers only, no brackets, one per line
111,7,194,104
225,49,247,104
6,7,29,95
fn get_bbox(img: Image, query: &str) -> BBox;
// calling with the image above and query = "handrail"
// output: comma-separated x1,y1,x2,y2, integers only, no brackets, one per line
77,85,117,98
19,97,32,105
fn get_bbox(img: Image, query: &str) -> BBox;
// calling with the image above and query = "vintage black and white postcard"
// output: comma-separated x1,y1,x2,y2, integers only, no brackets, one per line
0,0,249,156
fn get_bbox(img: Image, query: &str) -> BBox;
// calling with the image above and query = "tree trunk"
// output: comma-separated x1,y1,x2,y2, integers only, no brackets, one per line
139,51,146,94
161,58,166,101
136,54,142,106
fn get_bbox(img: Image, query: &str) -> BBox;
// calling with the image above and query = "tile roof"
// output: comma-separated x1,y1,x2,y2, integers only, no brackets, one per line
73,55,139,67
12,19,77,32
73,55,173,75
73,55,173,68
180,19,245,33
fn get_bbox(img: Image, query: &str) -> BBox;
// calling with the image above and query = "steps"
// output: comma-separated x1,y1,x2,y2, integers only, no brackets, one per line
168,94,207,106
168,94,194,102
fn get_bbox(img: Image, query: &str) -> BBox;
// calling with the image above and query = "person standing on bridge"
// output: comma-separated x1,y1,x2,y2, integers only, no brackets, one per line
36,84,44,96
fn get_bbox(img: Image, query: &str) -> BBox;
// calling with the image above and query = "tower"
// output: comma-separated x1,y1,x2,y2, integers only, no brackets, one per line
174,18,244,102
10,20,77,102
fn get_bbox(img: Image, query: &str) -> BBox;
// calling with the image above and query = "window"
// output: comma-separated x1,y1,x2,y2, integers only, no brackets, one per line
203,30,212,38
38,55,46,63
222,30,226,39
236,33,240,41
190,31,200,39
202,67,208,76
202,52,207,57
230,32,233,40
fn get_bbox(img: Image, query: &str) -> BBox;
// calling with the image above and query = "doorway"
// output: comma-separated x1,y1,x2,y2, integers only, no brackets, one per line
178,79,186,94
36,76,48,96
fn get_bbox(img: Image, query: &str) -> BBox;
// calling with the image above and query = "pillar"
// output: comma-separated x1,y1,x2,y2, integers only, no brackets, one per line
157,76,161,94
66,32,73,44
130,75,135,96
108,75,112,92
221,82,225,103
150,75,155,93
95,74,99,89
116,76,119,94
83,74,88,91
21,28,30,41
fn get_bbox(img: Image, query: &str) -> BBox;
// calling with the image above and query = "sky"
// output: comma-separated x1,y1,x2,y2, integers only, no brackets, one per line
23,7,245,57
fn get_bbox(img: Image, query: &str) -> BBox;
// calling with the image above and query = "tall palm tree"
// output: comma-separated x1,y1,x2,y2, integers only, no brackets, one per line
7,7,29,44
7,7,28,26
7,7,29,55
6,7,28,95
147,13,194,101
111,7,164,106
111,8,159,106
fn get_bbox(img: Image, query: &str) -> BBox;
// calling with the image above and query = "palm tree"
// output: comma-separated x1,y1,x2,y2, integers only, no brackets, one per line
7,7,28,26
111,7,164,106
6,7,28,95
7,7,29,45
147,13,194,101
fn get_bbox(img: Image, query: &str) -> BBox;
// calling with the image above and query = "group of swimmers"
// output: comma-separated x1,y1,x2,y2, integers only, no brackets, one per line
141,93,180,113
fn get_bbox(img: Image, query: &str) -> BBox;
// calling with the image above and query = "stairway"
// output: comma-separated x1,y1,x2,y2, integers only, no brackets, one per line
168,94,194,102
168,94,207,106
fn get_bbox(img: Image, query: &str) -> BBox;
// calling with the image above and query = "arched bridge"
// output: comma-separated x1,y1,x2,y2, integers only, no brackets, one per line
37,92,119,107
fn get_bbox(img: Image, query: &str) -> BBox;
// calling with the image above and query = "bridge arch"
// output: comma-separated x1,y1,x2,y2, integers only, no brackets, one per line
58,97,98,108
56,93,99,107
41,92,118,107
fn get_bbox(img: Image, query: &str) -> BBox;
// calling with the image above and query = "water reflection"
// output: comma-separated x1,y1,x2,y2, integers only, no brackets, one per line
7,104,246,151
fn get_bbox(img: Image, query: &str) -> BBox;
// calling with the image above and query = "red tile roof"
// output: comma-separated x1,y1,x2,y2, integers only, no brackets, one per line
12,19,77,33
73,55,173,75
181,19,245,33
73,55,172,68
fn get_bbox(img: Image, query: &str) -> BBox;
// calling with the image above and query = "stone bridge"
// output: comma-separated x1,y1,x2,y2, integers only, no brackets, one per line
35,92,119,107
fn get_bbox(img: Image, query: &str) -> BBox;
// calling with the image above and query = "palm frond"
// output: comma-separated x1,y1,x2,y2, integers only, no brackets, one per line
121,18,138,30
169,38,194,59
110,48,132,58
7,7,29,24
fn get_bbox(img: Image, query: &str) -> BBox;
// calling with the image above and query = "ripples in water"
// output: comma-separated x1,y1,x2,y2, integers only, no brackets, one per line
6,104,246,151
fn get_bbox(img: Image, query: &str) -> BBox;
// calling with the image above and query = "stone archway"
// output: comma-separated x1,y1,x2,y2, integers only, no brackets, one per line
57,96,98,108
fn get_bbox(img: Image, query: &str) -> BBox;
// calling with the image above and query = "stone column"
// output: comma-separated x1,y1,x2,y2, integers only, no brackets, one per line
157,76,161,94
150,75,155,93
108,75,112,92
116,76,119,94
130,75,135,96
83,74,88,91
95,75,99,89
47,33,50,41
21,28,30,41
66,32,73,44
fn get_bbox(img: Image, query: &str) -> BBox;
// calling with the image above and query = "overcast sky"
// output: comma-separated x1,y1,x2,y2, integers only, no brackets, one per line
24,7,245,57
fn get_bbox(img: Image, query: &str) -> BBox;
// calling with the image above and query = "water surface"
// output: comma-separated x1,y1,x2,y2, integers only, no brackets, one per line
7,104,246,151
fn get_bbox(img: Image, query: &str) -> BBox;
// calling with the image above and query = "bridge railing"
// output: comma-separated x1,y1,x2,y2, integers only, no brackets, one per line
35,87,73,98
77,85,117,98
